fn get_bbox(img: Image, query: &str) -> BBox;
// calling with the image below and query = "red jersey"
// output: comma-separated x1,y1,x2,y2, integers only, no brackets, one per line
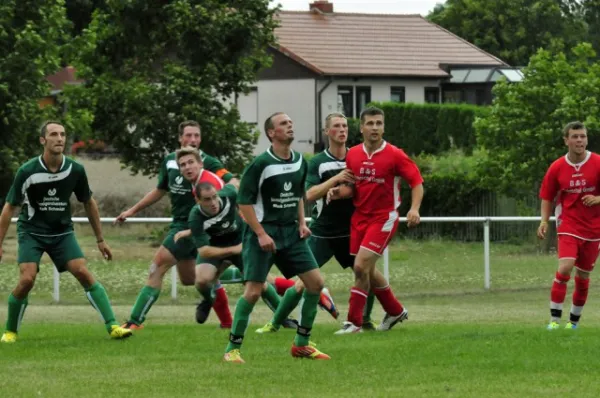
539,151,600,240
346,141,423,216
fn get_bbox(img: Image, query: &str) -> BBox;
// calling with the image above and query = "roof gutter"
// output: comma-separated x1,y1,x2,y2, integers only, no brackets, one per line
315,76,333,150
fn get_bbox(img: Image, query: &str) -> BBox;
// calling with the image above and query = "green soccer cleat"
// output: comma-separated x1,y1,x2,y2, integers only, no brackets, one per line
1,331,17,343
565,322,578,330
546,321,560,330
255,322,279,334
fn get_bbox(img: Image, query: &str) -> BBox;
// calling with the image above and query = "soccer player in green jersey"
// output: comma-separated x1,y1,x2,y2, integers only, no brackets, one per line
223,112,331,363
256,112,381,334
115,121,236,329
181,181,283,323
0,121,132,343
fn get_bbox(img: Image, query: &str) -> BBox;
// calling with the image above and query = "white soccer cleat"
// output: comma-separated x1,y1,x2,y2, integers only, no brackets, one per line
334,321,363,335
376,308,408,331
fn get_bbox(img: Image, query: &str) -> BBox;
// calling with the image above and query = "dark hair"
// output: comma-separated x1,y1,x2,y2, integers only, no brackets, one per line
40,120,64,137
178,120,201,136
563,121,586,138
193,181,218,200
360,107,384,124
263,112,285,142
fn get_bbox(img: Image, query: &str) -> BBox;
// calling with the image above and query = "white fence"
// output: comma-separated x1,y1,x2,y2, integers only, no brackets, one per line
10,216,553,303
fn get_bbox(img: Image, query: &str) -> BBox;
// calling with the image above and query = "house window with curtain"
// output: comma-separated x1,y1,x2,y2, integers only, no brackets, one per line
337,86,354,118
424,87,440,104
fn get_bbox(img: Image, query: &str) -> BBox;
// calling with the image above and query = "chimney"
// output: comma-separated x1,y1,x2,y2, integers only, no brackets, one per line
310,0,333,14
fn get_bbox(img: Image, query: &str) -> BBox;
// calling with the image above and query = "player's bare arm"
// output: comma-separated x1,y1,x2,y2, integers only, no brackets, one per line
297,198,311,239
406,183,424,228
239,204,276,253
114,188,167,225
537,199,553,240
306,169,354,202
174,229,192,242
226,178,240,190
84,198,112,261
0,203,18,262
325,184,355,204
198,243,242,260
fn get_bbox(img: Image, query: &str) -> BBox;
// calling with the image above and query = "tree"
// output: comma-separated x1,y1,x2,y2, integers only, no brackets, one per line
475,43,600,199
428,0,587,66
0,1,69,205
64,0,105,36
65,0,278,176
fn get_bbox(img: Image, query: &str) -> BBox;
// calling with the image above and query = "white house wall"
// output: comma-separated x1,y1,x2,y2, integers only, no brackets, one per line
236,79,316,155
320,78,441,121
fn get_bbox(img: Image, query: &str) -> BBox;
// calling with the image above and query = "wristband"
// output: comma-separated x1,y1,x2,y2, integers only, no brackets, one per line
539,221,548,225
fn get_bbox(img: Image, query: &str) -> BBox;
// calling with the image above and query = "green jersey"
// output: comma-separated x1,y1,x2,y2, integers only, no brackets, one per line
238,147,307,224
306,148,353,237
157,150,233,226
6,155,92,236
188,185,243,248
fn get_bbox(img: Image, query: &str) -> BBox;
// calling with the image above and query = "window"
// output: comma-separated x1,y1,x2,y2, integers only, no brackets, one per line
236,87,258,125
356,86,371,116
390,86,405,103
443,90,463,104
337,86,354,118
424,87,440,104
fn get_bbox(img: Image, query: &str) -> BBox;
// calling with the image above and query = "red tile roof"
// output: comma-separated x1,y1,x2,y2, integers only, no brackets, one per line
275,11,507,77
46,66,82,92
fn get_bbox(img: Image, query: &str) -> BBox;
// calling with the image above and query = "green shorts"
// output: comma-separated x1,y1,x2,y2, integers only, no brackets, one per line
196,253,244,272
243,224,318,283
17,232,85,273
162,226,197,261
308,235,354,269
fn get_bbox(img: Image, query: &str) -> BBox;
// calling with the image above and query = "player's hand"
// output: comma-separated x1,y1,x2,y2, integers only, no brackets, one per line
335,169,355,185
98,241,113,261
258,233,276,253
326,187,340,205
406,209,421,228
231,243,242,255
582,195,600,207
114,209,134,225
537,222,548,240
299,224,311,239
174,229,191,243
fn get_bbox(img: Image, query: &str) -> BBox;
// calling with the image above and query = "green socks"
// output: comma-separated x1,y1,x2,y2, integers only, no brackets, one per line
226,296,255,352
272,287,303,328
129,285,161,326
294,290,320,347
261,283,281,312
363,291,375,322
85,282,117,332
5,293,28,333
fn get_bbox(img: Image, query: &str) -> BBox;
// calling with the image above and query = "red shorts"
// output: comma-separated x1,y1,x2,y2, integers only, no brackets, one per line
350,211,399,256
557,234,600,272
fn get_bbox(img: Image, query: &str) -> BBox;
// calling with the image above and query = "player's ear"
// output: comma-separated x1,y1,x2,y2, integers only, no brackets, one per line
39,136,45,146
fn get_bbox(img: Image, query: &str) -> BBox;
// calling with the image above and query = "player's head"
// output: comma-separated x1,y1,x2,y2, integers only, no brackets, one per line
193,182,220,215
563,121,588,155
360,107,385,144
264,112,294,144
39,121,66,155
178,120,201,149
324,113,348,145
176,146,203,182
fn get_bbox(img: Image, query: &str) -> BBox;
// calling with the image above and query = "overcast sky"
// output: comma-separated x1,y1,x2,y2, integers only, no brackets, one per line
270,0,443,15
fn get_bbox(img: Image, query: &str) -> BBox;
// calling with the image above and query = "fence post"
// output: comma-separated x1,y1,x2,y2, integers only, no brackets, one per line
383,247,390,281
53,267,60,303
171,266,178,300
483,218,491,290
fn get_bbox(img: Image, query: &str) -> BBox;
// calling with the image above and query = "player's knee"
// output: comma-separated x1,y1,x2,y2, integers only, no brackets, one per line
179,274,195,286
18,274,36,291
243,283,262,304
353,264,369,281
195,278,211,291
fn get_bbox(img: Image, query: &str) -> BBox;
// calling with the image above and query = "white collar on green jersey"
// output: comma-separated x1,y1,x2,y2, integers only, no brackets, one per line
38,155,66,172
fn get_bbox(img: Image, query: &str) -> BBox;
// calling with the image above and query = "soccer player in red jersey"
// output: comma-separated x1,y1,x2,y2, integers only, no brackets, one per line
327,106,424,333
538,121,600,330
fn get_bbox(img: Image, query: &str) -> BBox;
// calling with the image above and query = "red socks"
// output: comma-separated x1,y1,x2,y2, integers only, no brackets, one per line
274,277,295,296
347,287,368,327
374,285,404,316
213,286,232,328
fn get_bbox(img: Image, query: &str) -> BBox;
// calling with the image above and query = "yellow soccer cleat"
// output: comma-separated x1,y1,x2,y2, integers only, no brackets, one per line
291,344,331,360
110,325,133,339
1,331,17,343
255,322,279,334
223,349,245,363
362,320,379,331
546,321,560,330
565,322,578,330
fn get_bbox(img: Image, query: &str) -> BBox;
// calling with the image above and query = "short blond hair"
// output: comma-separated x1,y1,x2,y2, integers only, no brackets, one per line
325,113,346,129
176,146,202,163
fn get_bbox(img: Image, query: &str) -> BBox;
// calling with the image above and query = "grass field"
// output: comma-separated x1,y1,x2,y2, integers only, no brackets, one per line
1,224,598,397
